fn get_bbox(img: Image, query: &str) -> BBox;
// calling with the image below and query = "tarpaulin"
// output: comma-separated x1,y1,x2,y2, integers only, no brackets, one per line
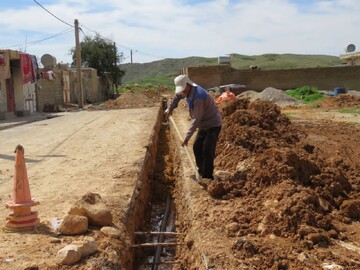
216,91,236,104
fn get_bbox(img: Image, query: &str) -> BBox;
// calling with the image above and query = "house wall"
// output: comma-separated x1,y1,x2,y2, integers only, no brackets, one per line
0,80,6,112
82,69,102,103
37,69,63,112
37,67,109,111
185,65,360,91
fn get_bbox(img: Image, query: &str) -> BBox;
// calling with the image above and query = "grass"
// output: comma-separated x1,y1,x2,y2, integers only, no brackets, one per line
285,86,325,104
338,109,360,115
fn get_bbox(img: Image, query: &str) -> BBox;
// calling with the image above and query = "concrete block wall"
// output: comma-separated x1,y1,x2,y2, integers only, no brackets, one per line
185,65,360,91
37,70,63,112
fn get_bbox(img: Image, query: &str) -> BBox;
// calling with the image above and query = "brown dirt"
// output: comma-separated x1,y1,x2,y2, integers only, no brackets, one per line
304,94,360,110
173,96,360,269
96,90,160,110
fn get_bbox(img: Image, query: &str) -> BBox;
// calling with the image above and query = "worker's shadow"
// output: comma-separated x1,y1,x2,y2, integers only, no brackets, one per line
0,154,40,163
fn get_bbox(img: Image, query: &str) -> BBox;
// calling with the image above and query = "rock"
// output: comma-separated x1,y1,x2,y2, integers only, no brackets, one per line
72,237,98,257
226,222,240,233
58,214,88,235
236,159,254,173
56,245,82,265
297,252,309,262
319,197,332,212
101,226,121,239
107,249,120,264
69,192,113,226
340,199,360,219
321,262,344,270
214,170,233,181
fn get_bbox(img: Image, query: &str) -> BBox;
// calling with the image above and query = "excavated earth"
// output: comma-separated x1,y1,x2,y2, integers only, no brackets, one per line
171,94,360,270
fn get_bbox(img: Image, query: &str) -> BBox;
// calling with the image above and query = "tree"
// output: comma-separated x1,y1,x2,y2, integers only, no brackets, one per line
70,34,125,82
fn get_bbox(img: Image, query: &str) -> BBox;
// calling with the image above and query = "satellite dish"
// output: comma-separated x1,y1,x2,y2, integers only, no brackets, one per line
41,54,57,68
346,44,356,53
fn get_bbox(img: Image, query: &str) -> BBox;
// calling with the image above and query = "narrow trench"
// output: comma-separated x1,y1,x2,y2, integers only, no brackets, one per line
134,111,178,270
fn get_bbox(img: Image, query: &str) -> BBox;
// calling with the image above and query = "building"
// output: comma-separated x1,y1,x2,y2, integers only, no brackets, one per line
1,49,112,119
0,49,37,119
339,51,360,66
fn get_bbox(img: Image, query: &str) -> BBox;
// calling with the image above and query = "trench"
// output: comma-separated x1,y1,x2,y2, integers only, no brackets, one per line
126,101,206,270
133,107,179,270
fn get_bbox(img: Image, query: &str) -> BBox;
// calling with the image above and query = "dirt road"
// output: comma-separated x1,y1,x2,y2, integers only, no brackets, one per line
0,108,160,269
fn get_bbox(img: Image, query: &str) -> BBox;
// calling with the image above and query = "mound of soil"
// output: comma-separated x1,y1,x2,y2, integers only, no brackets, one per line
91,90,160,110
235,87,298,107
256,87,297,106
305,94,360,109
213,99,357,249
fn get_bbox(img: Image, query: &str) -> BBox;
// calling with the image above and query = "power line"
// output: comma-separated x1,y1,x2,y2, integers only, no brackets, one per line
4,28,73,49
33,0,73,28
79,23,167,62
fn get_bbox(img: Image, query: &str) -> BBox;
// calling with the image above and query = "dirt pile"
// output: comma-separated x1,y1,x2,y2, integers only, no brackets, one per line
236,87,297,106
209,98,360,267
90,90,160,110
305,94,360,109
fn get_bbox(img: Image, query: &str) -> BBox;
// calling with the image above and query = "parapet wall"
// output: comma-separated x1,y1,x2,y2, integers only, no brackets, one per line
183,65,360,91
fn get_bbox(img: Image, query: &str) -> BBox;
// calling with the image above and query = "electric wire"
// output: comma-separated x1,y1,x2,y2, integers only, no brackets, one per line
33,0,73,28
79,23,168,62
3,28,73,49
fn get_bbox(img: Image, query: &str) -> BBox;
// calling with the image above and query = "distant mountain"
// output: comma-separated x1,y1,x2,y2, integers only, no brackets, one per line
119,53,342,85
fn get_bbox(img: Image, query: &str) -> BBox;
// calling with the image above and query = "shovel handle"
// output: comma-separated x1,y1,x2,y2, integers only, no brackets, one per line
169,116,200,182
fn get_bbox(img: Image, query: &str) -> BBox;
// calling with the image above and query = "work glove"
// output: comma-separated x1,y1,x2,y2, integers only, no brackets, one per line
164,108,170,119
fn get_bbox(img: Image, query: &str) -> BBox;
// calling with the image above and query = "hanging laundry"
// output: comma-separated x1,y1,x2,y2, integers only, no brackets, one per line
20,53,35,84
0,50,11,80
47,70,54,80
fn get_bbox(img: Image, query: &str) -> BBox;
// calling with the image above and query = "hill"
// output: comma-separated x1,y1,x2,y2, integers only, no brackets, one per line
119,53,342,85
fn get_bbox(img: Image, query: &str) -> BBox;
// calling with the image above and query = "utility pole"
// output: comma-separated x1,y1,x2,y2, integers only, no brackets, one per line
114,42,118,94
130,49,133,83
74,19,84,108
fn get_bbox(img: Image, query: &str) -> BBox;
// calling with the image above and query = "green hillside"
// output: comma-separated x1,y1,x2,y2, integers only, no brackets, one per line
119,53,341,85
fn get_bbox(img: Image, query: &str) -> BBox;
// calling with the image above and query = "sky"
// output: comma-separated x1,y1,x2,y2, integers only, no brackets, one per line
0,0,359,65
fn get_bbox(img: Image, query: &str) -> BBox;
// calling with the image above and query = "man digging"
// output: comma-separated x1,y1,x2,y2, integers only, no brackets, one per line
165,75,222,182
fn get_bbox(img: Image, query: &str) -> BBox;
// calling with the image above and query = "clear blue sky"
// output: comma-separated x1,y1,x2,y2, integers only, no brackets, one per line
1,0,359,64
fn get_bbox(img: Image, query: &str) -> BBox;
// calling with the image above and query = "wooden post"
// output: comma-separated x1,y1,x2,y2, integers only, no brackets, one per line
74,19,84,108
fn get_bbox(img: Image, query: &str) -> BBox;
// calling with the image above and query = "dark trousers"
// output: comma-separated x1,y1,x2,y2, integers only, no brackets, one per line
193,126,221,179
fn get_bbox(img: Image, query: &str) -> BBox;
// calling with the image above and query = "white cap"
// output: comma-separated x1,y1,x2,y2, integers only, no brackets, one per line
174,75,194,94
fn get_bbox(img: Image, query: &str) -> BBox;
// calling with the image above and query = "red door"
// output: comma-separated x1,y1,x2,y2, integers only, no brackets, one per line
6,78,15,112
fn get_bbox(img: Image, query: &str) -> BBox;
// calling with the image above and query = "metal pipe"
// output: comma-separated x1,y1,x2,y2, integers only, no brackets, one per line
152,194,172,270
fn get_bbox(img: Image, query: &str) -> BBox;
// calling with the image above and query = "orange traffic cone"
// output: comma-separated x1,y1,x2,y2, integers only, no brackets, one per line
5,145,39,229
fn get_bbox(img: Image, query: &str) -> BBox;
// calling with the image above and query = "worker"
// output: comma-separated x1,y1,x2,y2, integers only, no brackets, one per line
165,75,222,180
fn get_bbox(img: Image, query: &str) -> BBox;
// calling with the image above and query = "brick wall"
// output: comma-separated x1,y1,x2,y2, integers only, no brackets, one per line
37,69,63,111
185,65,360,91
